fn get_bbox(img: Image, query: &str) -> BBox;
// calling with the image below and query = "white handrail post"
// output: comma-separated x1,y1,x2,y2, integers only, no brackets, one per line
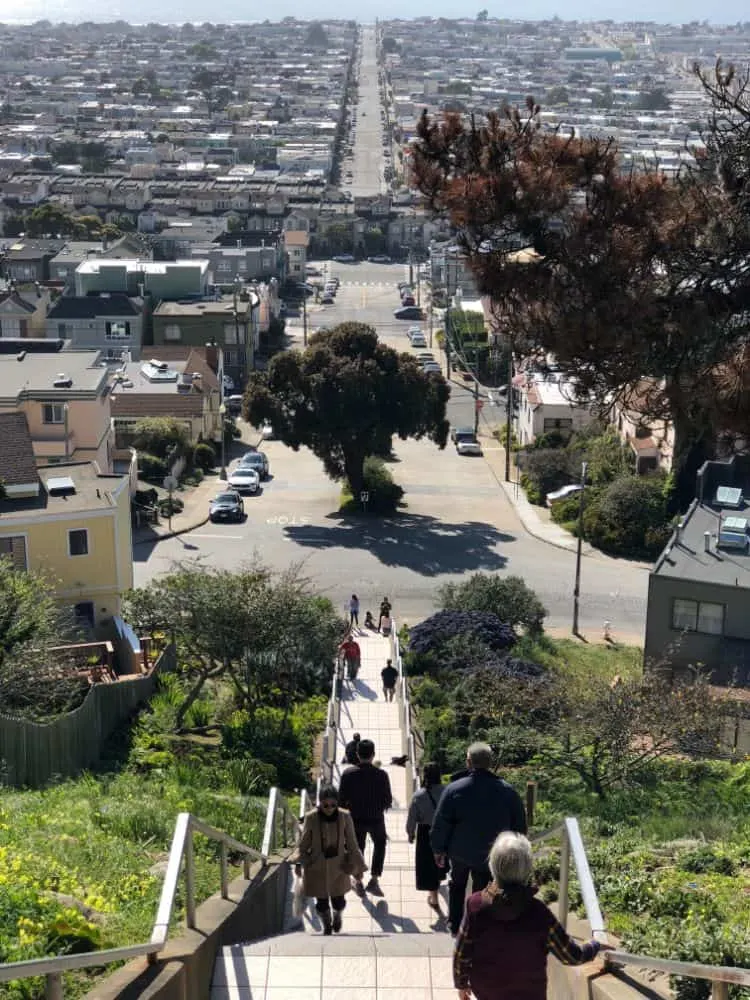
220,842,229,899
184,826,196,929
243,854,251,880
262,787,279,859
712,983,729,1000
45,972,63,1000
558,827,570,931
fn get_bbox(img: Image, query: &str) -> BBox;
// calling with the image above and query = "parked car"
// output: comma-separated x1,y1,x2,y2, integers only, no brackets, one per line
415,352,436,362
546,484,583,504
321,294,335,304
394,306,424,320
410,336,427,348
227,467,260,494
453,428,483,456
368,255,392,263
401,295,416,307
222,374,235,392
261,422,274,440
209,490,244,522
306,266,323,276
332,254,356,263
238,450,270,479
421,363,442,374
225,394,244,415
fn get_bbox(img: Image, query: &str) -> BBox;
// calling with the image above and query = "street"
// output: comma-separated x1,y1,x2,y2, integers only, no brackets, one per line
134,271,649,640
343,25,386,197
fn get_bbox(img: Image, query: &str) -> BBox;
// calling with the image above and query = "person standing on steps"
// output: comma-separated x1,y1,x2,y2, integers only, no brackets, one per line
431,742,527,936
339,633,361,680
348,594,360,628
338,738,392,897
406,762,448,912
381,659,398,701
343,732,361,767
294,785,367,936
453,831,612,1000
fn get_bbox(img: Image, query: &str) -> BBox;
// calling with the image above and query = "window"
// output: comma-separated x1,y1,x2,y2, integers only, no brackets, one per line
105,321,130,340
68,529,89,557
672,599,724,635
57,323,67,336
224,322,238,345
43,403,65,424
164,324,182,342
0,535,28,571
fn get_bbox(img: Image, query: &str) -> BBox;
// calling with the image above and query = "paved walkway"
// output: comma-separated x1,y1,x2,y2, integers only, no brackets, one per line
210,632,455,999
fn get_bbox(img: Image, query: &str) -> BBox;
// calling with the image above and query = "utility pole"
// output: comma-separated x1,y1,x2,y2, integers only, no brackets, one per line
302,285,308,347
505,341,513,483
473,377,480,436
572,461,589,636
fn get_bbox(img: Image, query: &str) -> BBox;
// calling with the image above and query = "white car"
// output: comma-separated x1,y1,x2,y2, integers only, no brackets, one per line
222,374,235,392
454,431,483,456
261,422,274,440
227,467,260,493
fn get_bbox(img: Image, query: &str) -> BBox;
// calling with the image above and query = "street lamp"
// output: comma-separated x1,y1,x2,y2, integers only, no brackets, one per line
63,403,70,461
572,461,588,636
219,403,227,480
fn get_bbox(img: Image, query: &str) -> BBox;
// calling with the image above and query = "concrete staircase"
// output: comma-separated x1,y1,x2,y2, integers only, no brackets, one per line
210,631,455,999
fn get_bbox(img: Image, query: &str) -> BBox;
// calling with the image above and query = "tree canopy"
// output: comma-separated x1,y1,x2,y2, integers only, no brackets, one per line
411,76,750,506
243,322,450,496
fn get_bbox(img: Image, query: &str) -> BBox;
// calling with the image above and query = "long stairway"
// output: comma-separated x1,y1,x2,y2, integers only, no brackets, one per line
211,631,454,999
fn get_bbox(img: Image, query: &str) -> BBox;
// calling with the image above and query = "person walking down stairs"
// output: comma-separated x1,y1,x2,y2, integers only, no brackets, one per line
339,738,392,897
293,785,367,935
406,762,448,912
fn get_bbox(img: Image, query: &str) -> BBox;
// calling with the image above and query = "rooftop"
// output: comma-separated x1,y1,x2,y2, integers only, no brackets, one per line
0,461,126,518
0,349,108,402
653,455,750,589
153,296,253,318
0,412,38,488
75,258,209,276
48,294,141,320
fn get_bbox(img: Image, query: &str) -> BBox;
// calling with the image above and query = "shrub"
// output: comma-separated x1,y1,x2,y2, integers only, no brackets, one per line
408,610,516,656
138,453,167,482
193,442,216,472
158,496,184,518
583,475,671,558
570,428,632,485
518,448,574,505
340,456,404,514
133,417,190,460
438,573,547,635
678,847,737,877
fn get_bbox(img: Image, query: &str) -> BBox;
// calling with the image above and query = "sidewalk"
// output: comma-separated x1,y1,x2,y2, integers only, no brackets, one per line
132,473,218,546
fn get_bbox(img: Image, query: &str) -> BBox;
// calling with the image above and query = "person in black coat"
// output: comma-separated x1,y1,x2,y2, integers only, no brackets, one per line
431,742,527,935
339,739,392,896
342,732,361,766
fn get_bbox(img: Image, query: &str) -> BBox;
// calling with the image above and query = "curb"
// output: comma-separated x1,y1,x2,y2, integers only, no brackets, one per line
133,514,210,546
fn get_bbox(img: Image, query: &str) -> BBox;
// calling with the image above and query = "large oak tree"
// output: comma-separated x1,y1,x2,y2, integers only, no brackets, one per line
243,322,450,497
412,95,750,505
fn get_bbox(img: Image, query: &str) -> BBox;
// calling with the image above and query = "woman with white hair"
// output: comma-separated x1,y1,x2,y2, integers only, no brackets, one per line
453,831,611,1000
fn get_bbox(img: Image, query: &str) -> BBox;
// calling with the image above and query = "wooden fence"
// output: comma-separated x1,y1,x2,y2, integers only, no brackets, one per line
0,644,176,788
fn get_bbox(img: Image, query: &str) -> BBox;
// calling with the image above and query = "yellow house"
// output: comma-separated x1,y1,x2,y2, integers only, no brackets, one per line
0,349,114,471
0,413,133,628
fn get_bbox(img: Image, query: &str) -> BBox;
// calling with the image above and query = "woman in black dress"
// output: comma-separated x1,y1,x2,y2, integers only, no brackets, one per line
406,762,447,910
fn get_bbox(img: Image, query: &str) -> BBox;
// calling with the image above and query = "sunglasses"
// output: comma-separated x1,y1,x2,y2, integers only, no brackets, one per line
320,800,338,810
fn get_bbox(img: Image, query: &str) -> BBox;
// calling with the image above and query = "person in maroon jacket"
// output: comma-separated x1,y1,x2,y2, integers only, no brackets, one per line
453,832,612,1000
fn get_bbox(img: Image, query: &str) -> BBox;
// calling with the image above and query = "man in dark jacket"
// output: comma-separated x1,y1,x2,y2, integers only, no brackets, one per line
381,659,398,701
431,742,527,935
339,738,392,895
342,732,361,767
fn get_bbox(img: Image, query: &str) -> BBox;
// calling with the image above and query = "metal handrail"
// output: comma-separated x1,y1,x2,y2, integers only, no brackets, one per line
0,788,293,998
534,818,749,998
391,619,419,800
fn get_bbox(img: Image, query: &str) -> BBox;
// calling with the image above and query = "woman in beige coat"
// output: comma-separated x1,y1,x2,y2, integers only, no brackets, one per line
294,784,367,934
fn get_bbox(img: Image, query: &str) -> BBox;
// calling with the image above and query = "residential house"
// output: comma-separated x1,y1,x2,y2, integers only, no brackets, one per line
46,294,144,361
4,240,67,282
516,371,596,446
0,289,45,338
109,348,222,448
74,258,210,301
644,454,750,686
611,382,675,473
0,431,133,629
48,234,153,285
283,229,309,282
151,292,259,385
0,349,113,470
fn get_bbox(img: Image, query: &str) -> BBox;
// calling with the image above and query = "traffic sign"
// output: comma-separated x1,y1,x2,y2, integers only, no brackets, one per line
360,491,370,503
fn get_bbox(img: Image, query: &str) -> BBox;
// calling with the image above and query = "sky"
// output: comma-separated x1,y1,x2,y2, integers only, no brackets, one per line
1,0,748,26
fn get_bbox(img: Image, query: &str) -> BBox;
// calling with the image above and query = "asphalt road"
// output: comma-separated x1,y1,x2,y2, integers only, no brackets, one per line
135,269,650,641
343,25,386,197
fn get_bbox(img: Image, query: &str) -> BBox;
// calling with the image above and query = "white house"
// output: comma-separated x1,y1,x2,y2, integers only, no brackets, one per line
517,371,596,446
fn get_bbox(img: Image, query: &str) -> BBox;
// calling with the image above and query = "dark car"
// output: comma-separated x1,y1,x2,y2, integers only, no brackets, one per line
394,306,424,320
209,490,244,523
238,450,270,479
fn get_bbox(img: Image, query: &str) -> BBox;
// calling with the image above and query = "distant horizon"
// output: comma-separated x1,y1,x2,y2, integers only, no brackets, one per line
1,8,749,27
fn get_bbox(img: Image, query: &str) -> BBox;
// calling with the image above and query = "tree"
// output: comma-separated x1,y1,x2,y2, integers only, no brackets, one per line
412,102,750,508
545,86,569,105
583,475,671,558
242,323,450,497
123,563,342,730
636,88,671,111
437,573,547,635
305,22,329,47
540,671,722,798
0,559,83,718
477,8,489,20
132,417,190,461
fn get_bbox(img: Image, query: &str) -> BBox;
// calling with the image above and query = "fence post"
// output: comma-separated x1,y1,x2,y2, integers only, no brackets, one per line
184,827,196,928
712,984,729,1000
558,828,570,931
220,842,229,899
525,781,537,827
45,973,63,1000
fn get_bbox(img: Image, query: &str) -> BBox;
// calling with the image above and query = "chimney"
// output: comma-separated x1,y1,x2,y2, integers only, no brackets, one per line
704,531,711,553
204,341,218,373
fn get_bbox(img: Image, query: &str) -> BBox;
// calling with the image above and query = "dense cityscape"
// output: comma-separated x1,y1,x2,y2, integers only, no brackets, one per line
1,16,750,1000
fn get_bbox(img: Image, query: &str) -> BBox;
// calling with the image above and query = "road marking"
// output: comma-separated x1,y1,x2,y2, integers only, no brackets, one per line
190,533,245,540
